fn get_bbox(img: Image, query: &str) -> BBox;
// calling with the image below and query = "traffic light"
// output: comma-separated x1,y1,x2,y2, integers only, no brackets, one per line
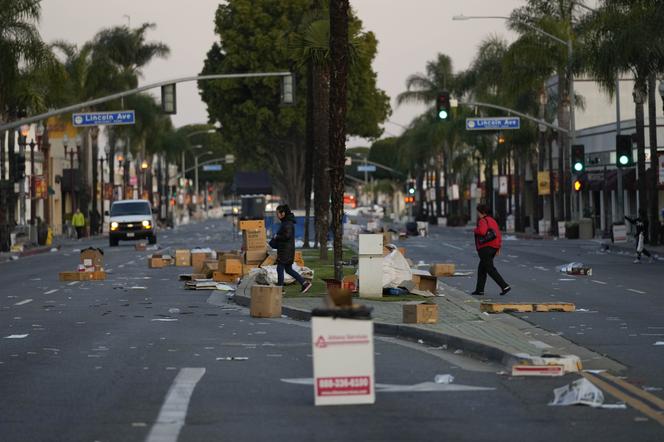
15,154,26,180
404,196,415,204
436,91,451,120
616,135,633,167
497,134,505,144
573,178,583,192
571,144,585,172
406,180,416,195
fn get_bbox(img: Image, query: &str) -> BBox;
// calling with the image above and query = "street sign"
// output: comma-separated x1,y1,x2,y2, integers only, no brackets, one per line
202,164,223,172
465,117,520,131
72,110,135,127
357,165,376,172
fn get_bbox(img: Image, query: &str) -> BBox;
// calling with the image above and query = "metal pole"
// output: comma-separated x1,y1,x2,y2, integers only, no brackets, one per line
18,137,26,226
100,157,104,231
194,155,199,209
615,78,624,223
567,38,575,222
30,141,35,226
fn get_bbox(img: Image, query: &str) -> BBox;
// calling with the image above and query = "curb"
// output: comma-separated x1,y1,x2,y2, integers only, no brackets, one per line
234,275,519,367
18,244,61,257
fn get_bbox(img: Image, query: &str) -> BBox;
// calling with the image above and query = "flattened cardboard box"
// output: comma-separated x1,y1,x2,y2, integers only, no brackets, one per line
80,247,104,269
250,285,282,318
175,249,191,267
403,302,438,324
430,263,455,277
239,219,265,231
59,271,107,281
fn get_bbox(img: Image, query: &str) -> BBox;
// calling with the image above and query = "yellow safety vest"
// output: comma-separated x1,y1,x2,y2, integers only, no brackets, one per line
72,212,85,227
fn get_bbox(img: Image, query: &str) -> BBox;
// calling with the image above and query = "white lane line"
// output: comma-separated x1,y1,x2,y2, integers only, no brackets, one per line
4,334,29,339
591,280,607,285
67,281,79,286
627,289,646,294
145,367,206,442
14,299,33,306
43,289,59,295
442,242,463,251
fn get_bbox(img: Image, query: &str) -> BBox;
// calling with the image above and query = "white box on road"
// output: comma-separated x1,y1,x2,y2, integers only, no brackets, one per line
311,316,375,406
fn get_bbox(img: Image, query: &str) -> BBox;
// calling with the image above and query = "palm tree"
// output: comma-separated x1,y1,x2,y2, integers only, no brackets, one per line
580,0,664,245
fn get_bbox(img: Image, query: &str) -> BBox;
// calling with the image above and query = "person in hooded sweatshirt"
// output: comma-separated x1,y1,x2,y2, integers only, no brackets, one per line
472,204,511,296
270,205,312,293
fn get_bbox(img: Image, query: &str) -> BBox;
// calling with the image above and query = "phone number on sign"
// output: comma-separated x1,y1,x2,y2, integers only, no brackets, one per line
316,376,371,396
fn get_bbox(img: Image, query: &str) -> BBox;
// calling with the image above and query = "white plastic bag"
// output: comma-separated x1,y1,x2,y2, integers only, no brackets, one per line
382,250,413,288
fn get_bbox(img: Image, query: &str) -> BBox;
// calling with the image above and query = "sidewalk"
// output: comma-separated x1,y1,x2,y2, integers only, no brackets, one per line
234,273,625,373
0,234,106,263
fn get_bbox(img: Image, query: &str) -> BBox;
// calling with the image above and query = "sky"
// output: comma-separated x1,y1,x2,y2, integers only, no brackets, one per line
38,0,526,146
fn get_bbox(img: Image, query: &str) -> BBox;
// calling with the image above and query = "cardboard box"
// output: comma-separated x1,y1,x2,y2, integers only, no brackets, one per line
175,249,191,267
312,316,375,406
201,259,219,277
244,249,268,264
220,257,242,274
239,219,265,230
430,263,456,277
243,229,267,250
213,271,239,283
403,302,438,324
134,242,147,251
250,285,282,318
242,263,259,276
342,275,357,292
191,250,214,273
149,256,166,269
260,253,277,267
294,251,304,267
59,271,107,281
411,274,437,293
80,247,104,270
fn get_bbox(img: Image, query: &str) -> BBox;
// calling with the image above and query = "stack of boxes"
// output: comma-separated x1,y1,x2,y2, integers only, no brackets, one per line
240,219,268,275
59,248,107,281
213,252,242,283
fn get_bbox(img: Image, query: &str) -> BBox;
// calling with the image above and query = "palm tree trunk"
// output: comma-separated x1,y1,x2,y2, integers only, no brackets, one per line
303,59,315,249
313,63,330,260
647,74,659,245
329,0,350,280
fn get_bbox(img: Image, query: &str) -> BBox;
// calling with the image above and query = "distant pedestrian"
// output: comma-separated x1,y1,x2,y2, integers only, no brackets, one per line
472,204,510,296
270,204,312,293
625,210,653,263
72,208,86,240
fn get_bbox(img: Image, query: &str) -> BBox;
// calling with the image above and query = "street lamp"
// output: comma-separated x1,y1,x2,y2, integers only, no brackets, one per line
63,134,78,212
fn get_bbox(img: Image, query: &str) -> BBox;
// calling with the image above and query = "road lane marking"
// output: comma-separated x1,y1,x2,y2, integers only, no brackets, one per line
591,280,607,285
4,334,29,339
627,289,646,294
582,372,664,427
43,289,59,295
442,242,463,251
67,281,78,286
146,367,206,442
14,299,33,306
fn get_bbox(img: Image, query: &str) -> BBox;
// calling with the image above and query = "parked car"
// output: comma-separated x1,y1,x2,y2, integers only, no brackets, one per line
108,199,156,247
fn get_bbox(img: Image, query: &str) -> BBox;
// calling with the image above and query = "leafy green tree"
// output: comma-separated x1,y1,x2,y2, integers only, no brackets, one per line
579,0,664,244
198,0,389,212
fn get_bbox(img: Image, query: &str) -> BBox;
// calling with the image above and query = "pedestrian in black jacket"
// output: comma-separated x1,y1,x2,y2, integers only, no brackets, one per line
625,209,653,263
270,205,312,292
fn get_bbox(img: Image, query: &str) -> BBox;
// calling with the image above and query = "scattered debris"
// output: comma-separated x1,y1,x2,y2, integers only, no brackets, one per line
481,302,575,313
549,378,626,409
434,374,454,384
216,356,249,361
512,365,565,376
151,318,178,322
654,341,664,346
557,262,592,276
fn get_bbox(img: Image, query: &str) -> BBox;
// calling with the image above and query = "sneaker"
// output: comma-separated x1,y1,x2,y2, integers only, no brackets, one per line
470,291,484,296
301,281,312,294
500,286,511,296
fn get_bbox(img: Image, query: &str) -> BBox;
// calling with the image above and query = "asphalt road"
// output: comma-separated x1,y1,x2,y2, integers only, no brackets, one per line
1,218,662,441
401,225,664,389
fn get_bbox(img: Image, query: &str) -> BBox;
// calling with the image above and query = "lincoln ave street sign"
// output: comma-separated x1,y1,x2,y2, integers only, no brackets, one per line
72,110,135,127
465,116,520,131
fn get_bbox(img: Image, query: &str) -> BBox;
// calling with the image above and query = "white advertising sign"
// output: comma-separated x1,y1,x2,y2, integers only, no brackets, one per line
311,317,375,406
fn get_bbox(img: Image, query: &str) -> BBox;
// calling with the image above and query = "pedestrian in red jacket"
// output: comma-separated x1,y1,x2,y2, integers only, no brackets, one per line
472,204,510,296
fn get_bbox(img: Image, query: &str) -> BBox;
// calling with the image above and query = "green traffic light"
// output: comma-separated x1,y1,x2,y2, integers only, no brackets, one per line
573,162,583,172
408,188,415,195
438,110,448,120
618,155,629,165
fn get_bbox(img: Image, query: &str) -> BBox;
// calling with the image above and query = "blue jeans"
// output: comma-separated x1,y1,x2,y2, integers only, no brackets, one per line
277,262,305,286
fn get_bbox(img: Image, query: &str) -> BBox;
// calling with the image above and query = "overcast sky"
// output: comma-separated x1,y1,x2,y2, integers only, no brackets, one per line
38,0,525,146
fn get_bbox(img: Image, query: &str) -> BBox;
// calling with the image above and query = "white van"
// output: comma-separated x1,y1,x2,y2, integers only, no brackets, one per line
108,199,156,247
